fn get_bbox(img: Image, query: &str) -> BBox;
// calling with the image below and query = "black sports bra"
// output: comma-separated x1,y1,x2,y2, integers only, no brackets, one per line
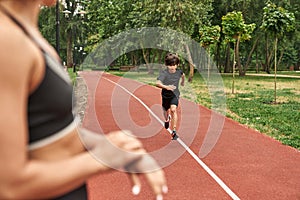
0,6,76,149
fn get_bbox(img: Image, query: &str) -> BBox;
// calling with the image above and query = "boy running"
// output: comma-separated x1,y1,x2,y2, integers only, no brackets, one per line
156,53,185,140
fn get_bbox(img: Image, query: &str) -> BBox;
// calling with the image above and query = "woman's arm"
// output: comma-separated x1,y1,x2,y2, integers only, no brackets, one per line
1,128,165,199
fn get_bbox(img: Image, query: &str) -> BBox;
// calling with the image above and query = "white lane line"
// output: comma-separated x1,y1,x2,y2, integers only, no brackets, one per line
103,76,240,200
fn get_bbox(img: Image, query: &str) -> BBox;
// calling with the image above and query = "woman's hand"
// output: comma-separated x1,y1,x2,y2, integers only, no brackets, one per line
79,129,144,169
127,155,168,200
79,128,168,199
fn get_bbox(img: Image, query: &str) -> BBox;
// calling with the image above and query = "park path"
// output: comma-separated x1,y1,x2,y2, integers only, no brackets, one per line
79,71,300,200
245,73,300,79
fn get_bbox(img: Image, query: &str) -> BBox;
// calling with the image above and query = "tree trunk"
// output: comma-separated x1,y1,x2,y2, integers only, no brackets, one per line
157,50,164,71
151,49,157,63
255,48,259,73
66,29,73,68
245,37,259,73
232,42,236,94
277,47,285,68
215,41,221,72
265,33,271,74
185,44,195,82
274,37,278,103
207,47,211,80
224,43,231,73
235,35,244,76
142,48,152,74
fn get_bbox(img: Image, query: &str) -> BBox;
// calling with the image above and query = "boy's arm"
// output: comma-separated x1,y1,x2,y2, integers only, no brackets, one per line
156,80,166,89
156,80,176,91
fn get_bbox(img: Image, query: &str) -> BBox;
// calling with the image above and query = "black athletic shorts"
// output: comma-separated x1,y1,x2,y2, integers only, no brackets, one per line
162,96,179,111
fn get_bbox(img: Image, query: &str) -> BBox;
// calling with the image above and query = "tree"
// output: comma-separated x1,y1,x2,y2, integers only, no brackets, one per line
84,0,213,79
260,1,295,103
199,25,221,79
39,6,57,48
222,11,256,75
39,1,88,70
222,11,256,93
61,0,87,69
38,0,300,76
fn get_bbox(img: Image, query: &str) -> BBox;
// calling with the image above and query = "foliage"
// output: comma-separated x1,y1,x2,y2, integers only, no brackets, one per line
39,6,56,47
83,0,213,57
221,11,256,81
131,0,213,35
199,25,221,47
260,1,296,102
39,1,88,66
39,0,300,73
260,1,296,37
222,11,256,42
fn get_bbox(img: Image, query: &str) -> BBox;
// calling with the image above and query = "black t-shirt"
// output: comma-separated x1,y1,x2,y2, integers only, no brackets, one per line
157,69,183,98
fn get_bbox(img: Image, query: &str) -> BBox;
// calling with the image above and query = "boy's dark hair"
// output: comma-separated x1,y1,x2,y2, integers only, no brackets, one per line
165,53,180,66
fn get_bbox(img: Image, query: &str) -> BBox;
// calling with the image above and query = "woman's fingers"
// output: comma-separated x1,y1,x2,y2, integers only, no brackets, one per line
125,154,168,199
129,173,141,195
128,171,168,199
145,169,168,199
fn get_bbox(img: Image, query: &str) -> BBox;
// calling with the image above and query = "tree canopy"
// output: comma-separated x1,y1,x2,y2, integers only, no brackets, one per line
39,0,299,73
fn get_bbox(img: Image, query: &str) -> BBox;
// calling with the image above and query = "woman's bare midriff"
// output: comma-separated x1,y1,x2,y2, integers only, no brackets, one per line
29,128,86,161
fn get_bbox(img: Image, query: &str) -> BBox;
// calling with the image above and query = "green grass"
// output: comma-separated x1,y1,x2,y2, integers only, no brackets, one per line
107,70,300,150
67,68,77,83
191,74,300,150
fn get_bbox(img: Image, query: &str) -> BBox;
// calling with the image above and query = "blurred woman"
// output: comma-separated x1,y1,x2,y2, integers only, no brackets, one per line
0,0,167,199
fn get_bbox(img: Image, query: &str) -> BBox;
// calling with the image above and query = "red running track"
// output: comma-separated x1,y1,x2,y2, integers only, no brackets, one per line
79,71,300,200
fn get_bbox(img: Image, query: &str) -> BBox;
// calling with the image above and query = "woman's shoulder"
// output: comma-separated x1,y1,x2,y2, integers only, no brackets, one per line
1,22,39,59
0,21,44,87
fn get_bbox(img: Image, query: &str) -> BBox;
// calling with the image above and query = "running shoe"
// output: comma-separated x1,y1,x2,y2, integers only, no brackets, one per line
164,121,169,129
171,130,178,140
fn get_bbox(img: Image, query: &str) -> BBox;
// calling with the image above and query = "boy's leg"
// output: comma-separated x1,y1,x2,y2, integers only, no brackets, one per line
170,104,177,131
163,108,170,121
170,97,179,140
163,108,171,129
162,97,171,129
170,105,178,140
